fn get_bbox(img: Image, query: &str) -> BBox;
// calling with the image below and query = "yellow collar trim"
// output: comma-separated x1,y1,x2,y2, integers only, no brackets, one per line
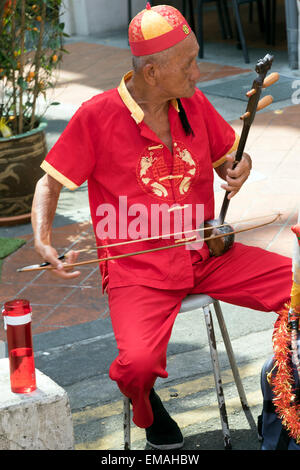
117,71,179,125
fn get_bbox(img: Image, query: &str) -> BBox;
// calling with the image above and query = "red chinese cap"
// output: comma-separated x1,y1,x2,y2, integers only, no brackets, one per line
129,3,192,56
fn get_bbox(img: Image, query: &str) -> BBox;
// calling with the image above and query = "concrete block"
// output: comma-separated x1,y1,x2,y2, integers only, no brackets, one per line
0,358,74,450
0,341,5,359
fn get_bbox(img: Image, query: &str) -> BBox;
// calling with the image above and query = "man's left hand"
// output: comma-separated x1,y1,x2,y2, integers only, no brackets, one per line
220,151,252,200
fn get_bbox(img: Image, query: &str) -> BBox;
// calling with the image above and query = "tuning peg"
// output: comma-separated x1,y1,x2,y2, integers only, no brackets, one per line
263,72,279,88
257,95,273,111
246,88,256,97
240,111,251,120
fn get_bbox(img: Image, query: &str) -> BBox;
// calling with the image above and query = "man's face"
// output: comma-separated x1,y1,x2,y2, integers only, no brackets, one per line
156,33,201,99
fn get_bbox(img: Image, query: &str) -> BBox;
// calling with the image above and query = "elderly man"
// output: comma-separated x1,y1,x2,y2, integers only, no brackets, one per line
31,4,292,449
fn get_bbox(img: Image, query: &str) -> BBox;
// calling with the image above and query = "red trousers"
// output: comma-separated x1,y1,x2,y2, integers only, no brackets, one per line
108,243,292,428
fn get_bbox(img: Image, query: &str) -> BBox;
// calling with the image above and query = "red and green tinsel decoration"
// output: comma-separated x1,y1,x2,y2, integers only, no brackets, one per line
269,223,300,444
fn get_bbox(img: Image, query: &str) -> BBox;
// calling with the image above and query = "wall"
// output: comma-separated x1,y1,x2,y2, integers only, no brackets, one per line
298,0,300,68
285,0,299,69
60,0,147,36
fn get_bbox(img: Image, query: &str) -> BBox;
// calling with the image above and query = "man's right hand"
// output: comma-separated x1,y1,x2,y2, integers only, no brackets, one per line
35,243,81,279
31,174,81,280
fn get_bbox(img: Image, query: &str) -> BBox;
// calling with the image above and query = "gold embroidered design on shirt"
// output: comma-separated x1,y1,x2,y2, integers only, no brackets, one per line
137,142,198,201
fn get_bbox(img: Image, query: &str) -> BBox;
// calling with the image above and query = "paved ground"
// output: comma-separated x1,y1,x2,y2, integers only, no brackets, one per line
0,1,299,451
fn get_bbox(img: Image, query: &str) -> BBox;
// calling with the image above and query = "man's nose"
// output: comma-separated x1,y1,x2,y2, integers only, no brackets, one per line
191,62,201,82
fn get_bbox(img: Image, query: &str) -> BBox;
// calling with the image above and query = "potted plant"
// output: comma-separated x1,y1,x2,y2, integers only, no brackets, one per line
0,0,67,224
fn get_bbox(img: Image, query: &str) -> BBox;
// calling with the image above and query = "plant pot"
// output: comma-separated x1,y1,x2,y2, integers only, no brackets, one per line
0,121,47,226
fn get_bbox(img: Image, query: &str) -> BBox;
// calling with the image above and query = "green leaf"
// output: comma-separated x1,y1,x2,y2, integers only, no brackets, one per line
60,47,70,54
17,77,28,90
50,101,60,106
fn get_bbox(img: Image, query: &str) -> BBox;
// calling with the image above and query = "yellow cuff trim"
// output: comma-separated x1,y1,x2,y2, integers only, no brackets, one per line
40,160,78,191
212,132,240,168
212,156,227,169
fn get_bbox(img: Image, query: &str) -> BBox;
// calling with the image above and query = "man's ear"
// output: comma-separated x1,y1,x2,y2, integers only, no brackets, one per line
143,63,159,87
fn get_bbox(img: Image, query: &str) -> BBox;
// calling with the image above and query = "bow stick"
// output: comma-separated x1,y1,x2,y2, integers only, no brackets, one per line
16,214,280,272
69,213,282,253
17,213,280,272
219,54,279,225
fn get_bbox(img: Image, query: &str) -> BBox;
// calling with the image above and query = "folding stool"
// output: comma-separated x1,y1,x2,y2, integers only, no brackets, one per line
123,294,256,450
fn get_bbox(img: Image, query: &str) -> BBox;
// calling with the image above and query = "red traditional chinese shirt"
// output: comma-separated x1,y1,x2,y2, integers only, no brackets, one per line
41,71,239,291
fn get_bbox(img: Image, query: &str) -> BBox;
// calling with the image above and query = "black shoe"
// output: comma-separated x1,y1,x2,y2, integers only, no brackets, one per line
146,388,184,450
257,414,263,442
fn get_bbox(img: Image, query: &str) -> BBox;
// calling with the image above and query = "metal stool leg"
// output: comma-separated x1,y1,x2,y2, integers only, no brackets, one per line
221,0,233,38
213,301,257,432
203,304,232,449
216,0,228,39
232,0,250,63
123,396,131,450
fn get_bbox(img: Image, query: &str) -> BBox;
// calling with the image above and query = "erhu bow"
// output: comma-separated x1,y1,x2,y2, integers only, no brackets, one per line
17,213,280,272
205,54,279,257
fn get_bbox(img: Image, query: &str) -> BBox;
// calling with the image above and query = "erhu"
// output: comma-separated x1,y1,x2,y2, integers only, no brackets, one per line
205,54,279,257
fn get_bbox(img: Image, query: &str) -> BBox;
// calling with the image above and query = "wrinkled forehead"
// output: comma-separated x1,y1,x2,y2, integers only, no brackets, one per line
166,33,199,65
